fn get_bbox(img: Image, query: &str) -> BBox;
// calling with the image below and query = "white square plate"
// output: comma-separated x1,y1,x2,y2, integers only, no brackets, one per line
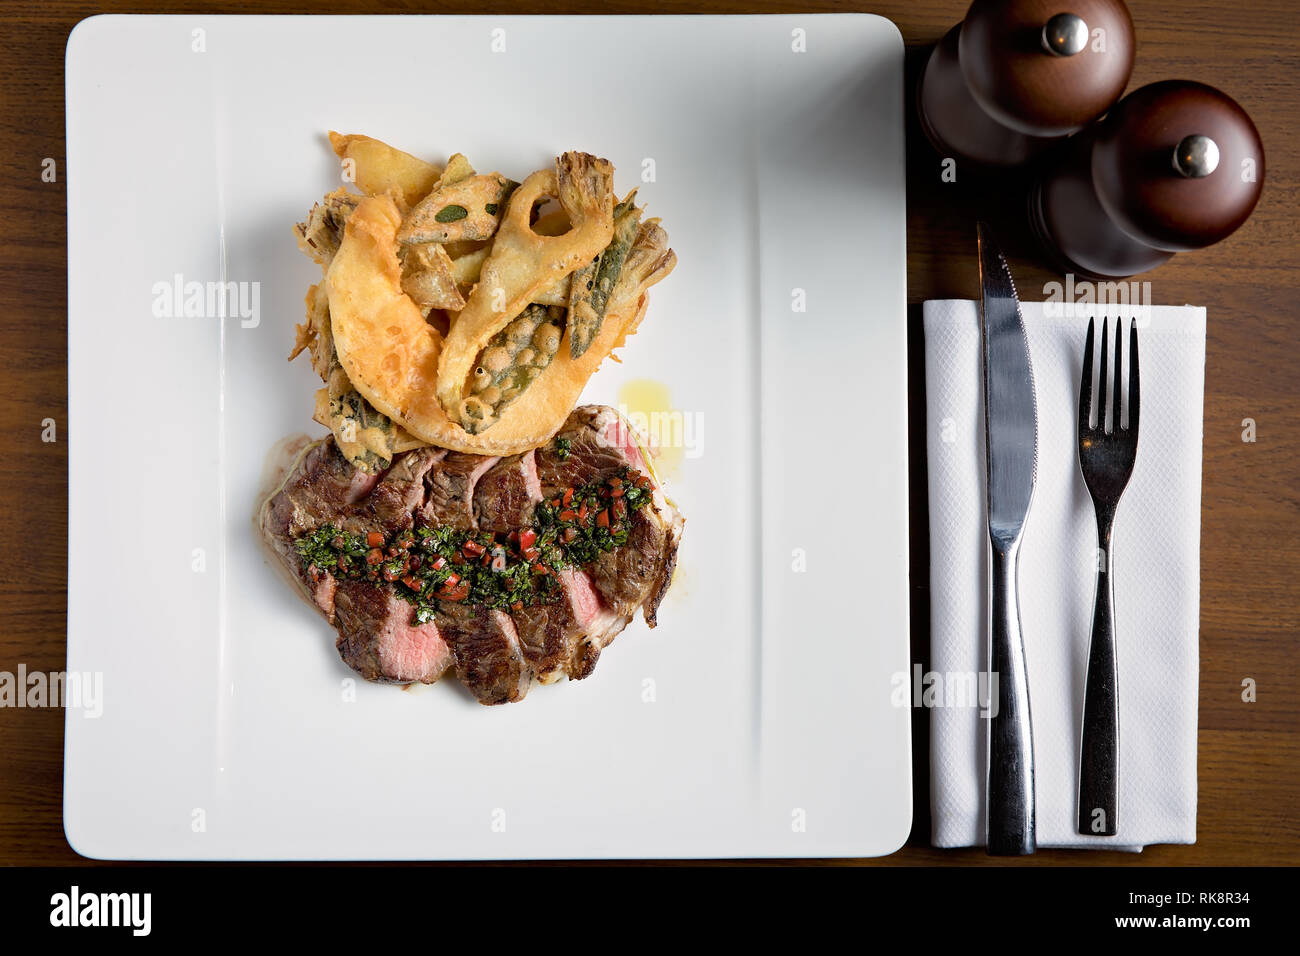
65,13,910,859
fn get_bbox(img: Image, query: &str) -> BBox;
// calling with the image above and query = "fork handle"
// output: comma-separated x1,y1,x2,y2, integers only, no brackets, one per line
1078,511,1119,836
987,537,1036,855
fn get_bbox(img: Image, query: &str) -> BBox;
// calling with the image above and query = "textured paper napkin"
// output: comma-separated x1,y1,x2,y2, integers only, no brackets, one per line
924,299,1203,849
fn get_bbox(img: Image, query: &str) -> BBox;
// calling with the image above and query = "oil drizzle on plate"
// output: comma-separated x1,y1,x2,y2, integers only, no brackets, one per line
617,378,687,601
616,378,684,479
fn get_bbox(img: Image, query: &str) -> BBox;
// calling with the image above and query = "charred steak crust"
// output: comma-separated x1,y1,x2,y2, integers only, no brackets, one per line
258,405,684,704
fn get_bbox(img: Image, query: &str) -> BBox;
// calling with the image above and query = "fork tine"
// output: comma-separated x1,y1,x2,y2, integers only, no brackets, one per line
1079,317,1095,433
1128,319,1140,432
1099,317,1110,434
1112,317,1123,431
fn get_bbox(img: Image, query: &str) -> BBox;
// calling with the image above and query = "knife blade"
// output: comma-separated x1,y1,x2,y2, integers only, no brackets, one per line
978,222,1038,856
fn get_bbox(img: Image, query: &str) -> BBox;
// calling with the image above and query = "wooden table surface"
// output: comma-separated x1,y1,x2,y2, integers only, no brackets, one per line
1,0,1295,866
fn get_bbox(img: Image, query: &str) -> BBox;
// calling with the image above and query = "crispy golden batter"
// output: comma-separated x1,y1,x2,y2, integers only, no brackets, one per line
398,173,515,245
400,242,466,312
294,137,675,457
328,131,441,207
326,193,657,455
435,152,615,428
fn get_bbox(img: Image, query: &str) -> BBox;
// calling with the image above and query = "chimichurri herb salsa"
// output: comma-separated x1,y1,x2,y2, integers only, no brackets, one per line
294,466,654,624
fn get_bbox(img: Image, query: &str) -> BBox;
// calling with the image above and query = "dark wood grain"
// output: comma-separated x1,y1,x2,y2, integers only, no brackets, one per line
1,0,1296,866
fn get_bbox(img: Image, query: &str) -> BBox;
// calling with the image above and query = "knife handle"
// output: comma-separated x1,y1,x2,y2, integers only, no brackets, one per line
987,536,1037,855
1077,513,1119,836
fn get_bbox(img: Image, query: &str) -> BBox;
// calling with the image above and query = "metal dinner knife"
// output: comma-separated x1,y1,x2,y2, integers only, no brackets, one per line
977,223,1039,855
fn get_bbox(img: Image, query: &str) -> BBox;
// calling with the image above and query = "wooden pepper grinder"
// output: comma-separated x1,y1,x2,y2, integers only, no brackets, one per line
918,0,1135,167
1029,80,1266,277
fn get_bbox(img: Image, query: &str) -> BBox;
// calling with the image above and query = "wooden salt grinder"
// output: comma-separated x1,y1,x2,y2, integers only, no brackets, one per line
918,0,1135,167
1029,80,1266,278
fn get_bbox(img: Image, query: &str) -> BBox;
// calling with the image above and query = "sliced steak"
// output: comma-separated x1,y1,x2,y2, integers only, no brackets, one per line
261,438,380,543
417,448,533,702
473,448,610,683
534,405,684,628
435,604,530,705
472,450,541,533
333,580,453,684
360,446,445,533
556,565,629,680
258,439,452,683
421,451,499,529
257,404,684,704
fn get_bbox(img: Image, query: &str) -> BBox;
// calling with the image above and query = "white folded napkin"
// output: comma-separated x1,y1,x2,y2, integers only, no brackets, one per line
924,299,1203,850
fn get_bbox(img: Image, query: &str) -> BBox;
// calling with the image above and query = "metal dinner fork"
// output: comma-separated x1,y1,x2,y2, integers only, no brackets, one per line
1076,316,1139,837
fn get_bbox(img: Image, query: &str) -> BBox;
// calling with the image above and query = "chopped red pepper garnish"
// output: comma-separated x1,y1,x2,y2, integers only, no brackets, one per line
439,581,469,602
562,527,577,543
577,503,588,524
559,509,577,523
609,487,624,497
382,566,399,582
562,487,574,507
366,548,384,566
443,572,461,589
452,550,465,564
463,540,485,558
612,498,627,519
510,600,524,613
430,555,447,570
596,509,610,528
366,531,384,548
609,477,623,488
518,529,537,551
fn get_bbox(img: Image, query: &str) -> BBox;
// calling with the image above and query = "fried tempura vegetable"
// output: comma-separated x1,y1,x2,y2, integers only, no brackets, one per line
328,132,442,207
568,192,641,358
400,242,466,312
461,304,565,433
294,188,361,268
435,152,615,428
326,192,661,455
292,283,423,474
449,245,491,290
397,172,516,245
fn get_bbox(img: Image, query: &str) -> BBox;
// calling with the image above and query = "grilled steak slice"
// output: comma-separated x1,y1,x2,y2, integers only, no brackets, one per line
471,446,634,682
555,565,630,680
435,604,530,704
334,580,453,684
361,446,446,533
535,406,684,627
257,405,684,703
472,450,542,533
421,451,499,530
417,449,531,701
258,439,454,683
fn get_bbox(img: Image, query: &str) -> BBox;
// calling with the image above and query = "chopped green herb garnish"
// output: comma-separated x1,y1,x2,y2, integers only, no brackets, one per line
292,467,654,626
